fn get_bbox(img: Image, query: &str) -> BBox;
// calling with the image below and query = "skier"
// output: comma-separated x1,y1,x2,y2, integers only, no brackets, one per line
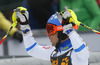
13,6,90,65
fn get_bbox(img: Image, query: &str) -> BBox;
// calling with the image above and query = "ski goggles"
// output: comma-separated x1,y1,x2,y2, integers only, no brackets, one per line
46,23,63,36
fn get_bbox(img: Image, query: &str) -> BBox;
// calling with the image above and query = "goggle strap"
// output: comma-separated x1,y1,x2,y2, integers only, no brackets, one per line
54,25,64,31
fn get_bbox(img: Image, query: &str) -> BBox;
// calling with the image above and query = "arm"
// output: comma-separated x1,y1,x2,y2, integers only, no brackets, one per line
13,7,55,60
0,11,18,37
23,32,54,60
0,11,23,42
23,30,55,60
56,6,90,60
68,30,90,60
63,24,90,60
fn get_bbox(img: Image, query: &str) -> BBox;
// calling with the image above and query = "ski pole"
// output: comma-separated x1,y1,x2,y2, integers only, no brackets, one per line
0,7,27,45
80,23,100,34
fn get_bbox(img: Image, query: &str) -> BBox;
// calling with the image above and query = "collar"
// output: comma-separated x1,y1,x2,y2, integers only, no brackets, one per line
59,39,72,52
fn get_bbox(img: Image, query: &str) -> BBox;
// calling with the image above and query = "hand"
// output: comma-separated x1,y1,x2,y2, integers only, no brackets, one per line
62,6,71,20
68,10,81,26
14,7,29,25
13,7,31,34
56,6,75,35
13,31,23,42
57,6,81,26
56,6,71,25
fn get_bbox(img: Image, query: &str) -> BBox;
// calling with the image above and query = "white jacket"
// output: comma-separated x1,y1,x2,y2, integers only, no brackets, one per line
23,30,90,65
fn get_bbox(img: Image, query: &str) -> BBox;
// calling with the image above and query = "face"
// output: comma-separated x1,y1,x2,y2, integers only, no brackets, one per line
48,32,59,46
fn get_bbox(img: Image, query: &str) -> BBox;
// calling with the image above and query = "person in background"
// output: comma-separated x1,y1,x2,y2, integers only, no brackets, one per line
97,0,100,7
23,0,59,29
0,0,23,42
0,11,23,42
13,6,90,65
60,0,100,31
0,0,23,29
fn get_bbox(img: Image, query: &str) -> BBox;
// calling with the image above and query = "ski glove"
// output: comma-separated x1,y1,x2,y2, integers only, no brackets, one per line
14,7,29,25
56,6,74,35
13,7,31,34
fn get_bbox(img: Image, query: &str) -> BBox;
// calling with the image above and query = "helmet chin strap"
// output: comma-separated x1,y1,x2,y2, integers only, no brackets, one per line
55,39,61,52
55,31,69,50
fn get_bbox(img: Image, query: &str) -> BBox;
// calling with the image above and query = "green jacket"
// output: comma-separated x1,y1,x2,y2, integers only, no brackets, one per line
60,0,100,31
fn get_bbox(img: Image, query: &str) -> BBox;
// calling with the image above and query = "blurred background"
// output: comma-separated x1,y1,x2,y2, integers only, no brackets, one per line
0,0,100,65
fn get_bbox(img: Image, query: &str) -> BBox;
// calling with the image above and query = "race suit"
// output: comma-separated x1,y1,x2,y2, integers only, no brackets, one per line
23,29,90,65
